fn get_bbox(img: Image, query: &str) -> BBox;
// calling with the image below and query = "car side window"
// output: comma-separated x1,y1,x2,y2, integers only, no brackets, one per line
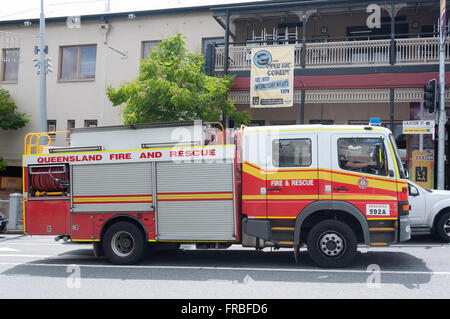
337,137,388,176
272,138,311,167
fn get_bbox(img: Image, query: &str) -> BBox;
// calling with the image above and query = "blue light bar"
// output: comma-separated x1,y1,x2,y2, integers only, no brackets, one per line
369,118,382,126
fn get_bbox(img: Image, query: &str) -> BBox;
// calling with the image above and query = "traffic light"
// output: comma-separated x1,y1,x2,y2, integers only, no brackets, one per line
423,79,437,113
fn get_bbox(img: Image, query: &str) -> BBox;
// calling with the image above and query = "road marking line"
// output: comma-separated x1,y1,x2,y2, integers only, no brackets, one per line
0,244,60,247
0,254,98,259
0,262,448,276
0,254,52,258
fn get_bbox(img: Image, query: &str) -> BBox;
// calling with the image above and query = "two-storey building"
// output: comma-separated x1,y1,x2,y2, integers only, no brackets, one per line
208,0,449,189
0,0,449,191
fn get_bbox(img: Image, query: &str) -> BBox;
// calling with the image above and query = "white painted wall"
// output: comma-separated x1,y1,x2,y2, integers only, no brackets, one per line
0,10,224,166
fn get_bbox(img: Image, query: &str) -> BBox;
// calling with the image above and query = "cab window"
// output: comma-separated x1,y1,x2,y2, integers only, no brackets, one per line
272,138,311,167
337,138,388,176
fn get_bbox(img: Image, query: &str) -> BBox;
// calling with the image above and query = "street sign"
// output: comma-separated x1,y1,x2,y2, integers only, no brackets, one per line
402,120,435,136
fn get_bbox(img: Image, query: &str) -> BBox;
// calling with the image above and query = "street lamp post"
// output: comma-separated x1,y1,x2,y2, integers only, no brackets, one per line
39,0,47,133
438,0,446,190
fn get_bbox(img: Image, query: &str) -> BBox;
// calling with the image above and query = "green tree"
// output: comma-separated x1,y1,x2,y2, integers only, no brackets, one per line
0,87,29,170
107,34,250,125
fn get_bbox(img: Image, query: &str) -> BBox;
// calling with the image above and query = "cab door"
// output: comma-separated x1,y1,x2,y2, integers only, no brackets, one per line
331,134,398,219
266,133,318,219
241,129,268,219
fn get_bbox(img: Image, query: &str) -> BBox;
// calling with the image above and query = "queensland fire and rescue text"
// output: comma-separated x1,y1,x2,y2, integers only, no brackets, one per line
35,149,217,164
23,121,411,268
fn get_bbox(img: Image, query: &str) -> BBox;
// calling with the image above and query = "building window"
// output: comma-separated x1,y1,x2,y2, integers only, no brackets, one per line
2,48,20,82
84,120,97,128
67,119,75,130
141,41,160,59
270,120,296,126
47,120,56,140
272,138,312,167
310,119,334,125
67,120,75,138
60,45,97,80
249,120,265,126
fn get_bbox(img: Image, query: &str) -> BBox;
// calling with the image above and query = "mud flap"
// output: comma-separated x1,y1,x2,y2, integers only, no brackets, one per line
293,244,299,263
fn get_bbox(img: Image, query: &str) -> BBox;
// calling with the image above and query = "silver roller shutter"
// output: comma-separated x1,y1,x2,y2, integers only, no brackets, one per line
71,163,153,212
156,162,235,240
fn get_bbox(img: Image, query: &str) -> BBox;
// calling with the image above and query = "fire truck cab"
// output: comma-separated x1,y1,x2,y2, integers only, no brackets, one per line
22,121,411,268
241,124,411,267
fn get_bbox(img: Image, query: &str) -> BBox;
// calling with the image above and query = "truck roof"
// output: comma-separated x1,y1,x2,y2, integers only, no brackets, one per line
70,120,201,133
244,124,392,134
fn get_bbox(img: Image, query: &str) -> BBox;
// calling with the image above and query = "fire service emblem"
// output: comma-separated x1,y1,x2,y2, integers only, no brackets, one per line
358,176,368,189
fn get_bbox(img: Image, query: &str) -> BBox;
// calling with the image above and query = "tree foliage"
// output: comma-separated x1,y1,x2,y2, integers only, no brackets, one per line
0,87,29,170
107,34,250,125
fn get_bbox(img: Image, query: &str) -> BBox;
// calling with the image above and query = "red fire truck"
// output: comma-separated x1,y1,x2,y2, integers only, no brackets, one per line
22,120,411,267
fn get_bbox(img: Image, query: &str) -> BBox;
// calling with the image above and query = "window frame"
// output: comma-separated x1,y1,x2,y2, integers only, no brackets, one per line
272,138,312,168
1,48,20,83
141,40,161,60
337,137,389,176
84,119,98,128
58,44,97,82
47,120,57,140
67,120,75,138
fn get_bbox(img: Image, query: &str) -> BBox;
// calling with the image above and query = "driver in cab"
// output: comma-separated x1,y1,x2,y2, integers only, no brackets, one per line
338,141,377,172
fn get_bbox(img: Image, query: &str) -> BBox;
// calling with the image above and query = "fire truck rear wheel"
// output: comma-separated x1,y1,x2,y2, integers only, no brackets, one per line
306,220,357,268
103,221,146,265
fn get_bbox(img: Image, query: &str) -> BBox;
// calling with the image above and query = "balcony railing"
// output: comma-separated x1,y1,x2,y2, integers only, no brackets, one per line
306,39,391,67
213,37,450,71
396,37,450,65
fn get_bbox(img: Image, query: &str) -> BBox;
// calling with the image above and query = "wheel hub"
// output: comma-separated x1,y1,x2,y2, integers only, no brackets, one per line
444,218,450,235
112,231,135,257
319,232,345,257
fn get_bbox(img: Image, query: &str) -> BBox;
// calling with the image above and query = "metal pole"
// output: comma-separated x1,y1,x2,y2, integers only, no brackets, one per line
300,90,305,124
224,10,230,75
390,0,396,65
390,88,395,130
438,0,446,189
223,10,230,129
301,9,307,68
39,0,47,133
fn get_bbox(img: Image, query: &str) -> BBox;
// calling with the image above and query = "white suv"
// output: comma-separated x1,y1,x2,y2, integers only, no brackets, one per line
408,181,450,242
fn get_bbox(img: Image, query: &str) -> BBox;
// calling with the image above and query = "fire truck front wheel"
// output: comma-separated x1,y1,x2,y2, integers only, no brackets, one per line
306,220,357,268
103,221,146,265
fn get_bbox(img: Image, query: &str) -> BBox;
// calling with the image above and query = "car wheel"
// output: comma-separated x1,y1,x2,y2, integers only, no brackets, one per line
435,211,450,243
102,221,146,264
306,220,357,268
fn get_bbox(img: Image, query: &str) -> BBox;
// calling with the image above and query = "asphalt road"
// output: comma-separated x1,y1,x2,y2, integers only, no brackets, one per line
0,234,449,299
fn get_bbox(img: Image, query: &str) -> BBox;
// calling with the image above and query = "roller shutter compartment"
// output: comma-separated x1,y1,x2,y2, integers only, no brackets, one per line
71,163,153,212
156,162,235,241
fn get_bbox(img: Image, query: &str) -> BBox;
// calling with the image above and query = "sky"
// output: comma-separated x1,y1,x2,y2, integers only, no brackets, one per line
0,0,268,21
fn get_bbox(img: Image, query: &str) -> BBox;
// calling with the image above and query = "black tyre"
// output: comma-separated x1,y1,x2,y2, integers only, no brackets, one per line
92,242,104,257
102,221,146,264
435,211,450,243
306,220,357,268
